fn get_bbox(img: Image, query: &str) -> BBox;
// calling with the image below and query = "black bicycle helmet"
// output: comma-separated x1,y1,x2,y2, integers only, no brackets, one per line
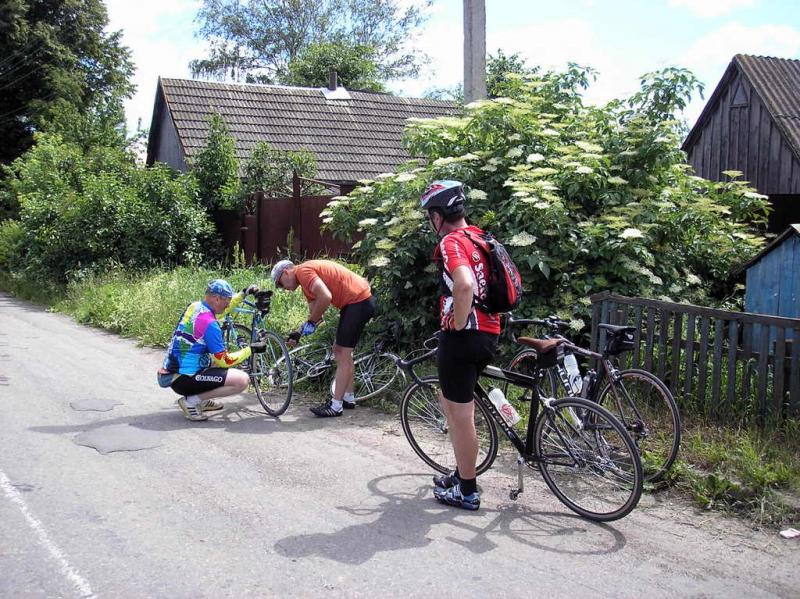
420,180,465,215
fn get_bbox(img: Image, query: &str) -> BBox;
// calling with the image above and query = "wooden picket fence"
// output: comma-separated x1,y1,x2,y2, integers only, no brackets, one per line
590,292,800,424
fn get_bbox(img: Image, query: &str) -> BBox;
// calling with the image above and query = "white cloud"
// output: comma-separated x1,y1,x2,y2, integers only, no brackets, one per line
392,16,650,104
677,22,800,127
680,22,800,68
668,0,757,18
105,0,206,134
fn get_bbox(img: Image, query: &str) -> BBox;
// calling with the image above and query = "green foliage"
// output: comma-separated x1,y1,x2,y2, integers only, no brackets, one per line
243,142,318,203
285,39,387,92
0,220,24,272
191,113,243,211
55,265,311,347
191,0,431,84
323,64,769,337
0,0,134,166
4,133,213,282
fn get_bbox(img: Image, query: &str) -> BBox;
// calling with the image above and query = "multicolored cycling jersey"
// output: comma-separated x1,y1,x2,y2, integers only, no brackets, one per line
434,225,501,335
162,293,251,376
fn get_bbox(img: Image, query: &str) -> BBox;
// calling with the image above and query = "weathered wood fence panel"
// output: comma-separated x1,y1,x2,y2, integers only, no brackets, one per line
590,292,800,423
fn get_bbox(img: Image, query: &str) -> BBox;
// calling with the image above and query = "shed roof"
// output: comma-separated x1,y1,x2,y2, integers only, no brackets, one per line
146,78,459,184
734,224,800,275
682,54,800,162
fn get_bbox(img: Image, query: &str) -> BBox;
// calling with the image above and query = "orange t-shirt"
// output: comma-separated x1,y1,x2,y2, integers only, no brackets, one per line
294,260,371,309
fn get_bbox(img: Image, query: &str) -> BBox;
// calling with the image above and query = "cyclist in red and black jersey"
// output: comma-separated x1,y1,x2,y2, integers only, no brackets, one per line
421,180,500,510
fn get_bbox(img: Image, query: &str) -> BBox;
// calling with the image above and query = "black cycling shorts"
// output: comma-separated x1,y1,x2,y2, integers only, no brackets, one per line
437,330,498,403
171,368,229,396
336,295,377,348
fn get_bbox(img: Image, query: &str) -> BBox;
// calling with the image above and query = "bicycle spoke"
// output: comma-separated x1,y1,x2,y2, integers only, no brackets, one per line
536,399,642,521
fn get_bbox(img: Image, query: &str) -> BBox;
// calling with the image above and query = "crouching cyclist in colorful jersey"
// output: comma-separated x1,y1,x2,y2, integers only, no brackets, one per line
157,279,266,421
421,180,501,510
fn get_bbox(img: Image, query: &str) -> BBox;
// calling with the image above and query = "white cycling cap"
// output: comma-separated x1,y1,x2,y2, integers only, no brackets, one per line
270,259,295,284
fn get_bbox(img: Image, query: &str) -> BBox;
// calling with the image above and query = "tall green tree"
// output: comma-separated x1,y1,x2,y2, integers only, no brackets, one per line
0,0,134,166
191,113,242,211
285,39,386,91
190,0,431,85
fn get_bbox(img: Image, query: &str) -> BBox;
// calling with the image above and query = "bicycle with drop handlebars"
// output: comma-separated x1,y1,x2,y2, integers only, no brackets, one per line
394,320,644,522
502,314,681,482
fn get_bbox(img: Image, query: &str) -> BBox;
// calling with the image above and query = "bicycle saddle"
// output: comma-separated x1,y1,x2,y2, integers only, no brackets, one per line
517,337,563,354
597,323,636,334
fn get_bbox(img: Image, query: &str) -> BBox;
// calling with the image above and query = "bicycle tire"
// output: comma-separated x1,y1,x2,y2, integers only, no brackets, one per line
535,397,643,522
596,369,681,482
399,375,498,475
249,329,293,416
503,349,560,400
226,323,252,369
349,352,405,401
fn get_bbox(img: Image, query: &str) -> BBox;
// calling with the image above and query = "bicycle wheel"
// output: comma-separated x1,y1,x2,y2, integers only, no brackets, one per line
288,343,332,385
229,324,253,372
535,397,643,522
596,369,681,482
349,352,405,401
399,375,498,475
504,349,561,401
250,329,293,416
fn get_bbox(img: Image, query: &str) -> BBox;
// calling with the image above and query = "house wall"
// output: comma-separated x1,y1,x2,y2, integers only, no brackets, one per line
153,104,186,172
745,233,800,320
685,70,800,196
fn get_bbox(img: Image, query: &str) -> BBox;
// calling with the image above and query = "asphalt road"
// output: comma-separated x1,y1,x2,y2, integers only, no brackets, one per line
0,292,798,598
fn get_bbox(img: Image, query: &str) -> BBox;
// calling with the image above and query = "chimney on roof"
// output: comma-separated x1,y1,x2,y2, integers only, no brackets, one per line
328,69,338,91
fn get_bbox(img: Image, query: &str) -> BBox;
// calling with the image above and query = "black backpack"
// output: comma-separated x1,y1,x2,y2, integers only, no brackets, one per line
459,229,523,314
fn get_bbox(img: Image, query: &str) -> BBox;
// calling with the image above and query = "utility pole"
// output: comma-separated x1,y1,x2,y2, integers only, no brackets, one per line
463,0,487,103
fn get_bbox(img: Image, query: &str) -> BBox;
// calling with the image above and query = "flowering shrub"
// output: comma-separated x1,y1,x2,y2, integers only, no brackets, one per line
323,66,769,337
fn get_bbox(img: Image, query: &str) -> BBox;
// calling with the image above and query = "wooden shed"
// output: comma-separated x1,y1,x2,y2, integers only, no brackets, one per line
737,224,800,345
682,55,800,233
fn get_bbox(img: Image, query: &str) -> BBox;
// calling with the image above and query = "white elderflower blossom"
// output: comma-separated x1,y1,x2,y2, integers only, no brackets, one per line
608,176,628,185
620,228,644,239
369,256,390,267
506,147,524,158
526,153,546,163
358,218,379,228
468,189,488,200
575,165,594,175
395,172,416,182
508,231,536,247
687,273,702,285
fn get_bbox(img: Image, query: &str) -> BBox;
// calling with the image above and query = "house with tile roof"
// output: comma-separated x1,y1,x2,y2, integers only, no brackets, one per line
145,76,459,190
681,54,800,233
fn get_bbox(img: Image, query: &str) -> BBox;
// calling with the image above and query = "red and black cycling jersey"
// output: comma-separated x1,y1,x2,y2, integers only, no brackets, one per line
434,225,501,335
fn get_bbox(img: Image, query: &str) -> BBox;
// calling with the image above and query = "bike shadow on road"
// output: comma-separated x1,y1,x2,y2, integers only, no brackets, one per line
274,473,627,565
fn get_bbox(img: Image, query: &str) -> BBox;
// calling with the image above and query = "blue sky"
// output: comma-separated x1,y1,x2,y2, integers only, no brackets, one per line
105,0,800,136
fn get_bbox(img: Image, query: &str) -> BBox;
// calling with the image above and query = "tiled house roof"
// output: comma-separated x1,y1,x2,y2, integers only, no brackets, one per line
146,78,460,183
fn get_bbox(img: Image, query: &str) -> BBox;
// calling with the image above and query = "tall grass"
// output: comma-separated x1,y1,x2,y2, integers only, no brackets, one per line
54,265,311,348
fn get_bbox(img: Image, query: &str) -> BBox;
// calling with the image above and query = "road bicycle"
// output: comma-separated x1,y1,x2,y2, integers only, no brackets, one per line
221,290,293,416
287,322,406,402
503,314,681,482
395,325,644,522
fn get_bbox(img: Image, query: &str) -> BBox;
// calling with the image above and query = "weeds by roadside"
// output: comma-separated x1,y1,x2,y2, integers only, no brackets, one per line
656,419,800,528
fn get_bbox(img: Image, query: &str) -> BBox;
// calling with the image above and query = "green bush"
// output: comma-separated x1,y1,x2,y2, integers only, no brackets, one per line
323,65,769,337
0,220,23,272
4,133,213,282
191,113,242,211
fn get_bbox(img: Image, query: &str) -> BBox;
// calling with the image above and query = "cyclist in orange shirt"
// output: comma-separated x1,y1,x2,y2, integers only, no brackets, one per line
271,259,377,417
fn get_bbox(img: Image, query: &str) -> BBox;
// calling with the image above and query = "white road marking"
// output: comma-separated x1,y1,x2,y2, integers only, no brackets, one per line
0,469,96,598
